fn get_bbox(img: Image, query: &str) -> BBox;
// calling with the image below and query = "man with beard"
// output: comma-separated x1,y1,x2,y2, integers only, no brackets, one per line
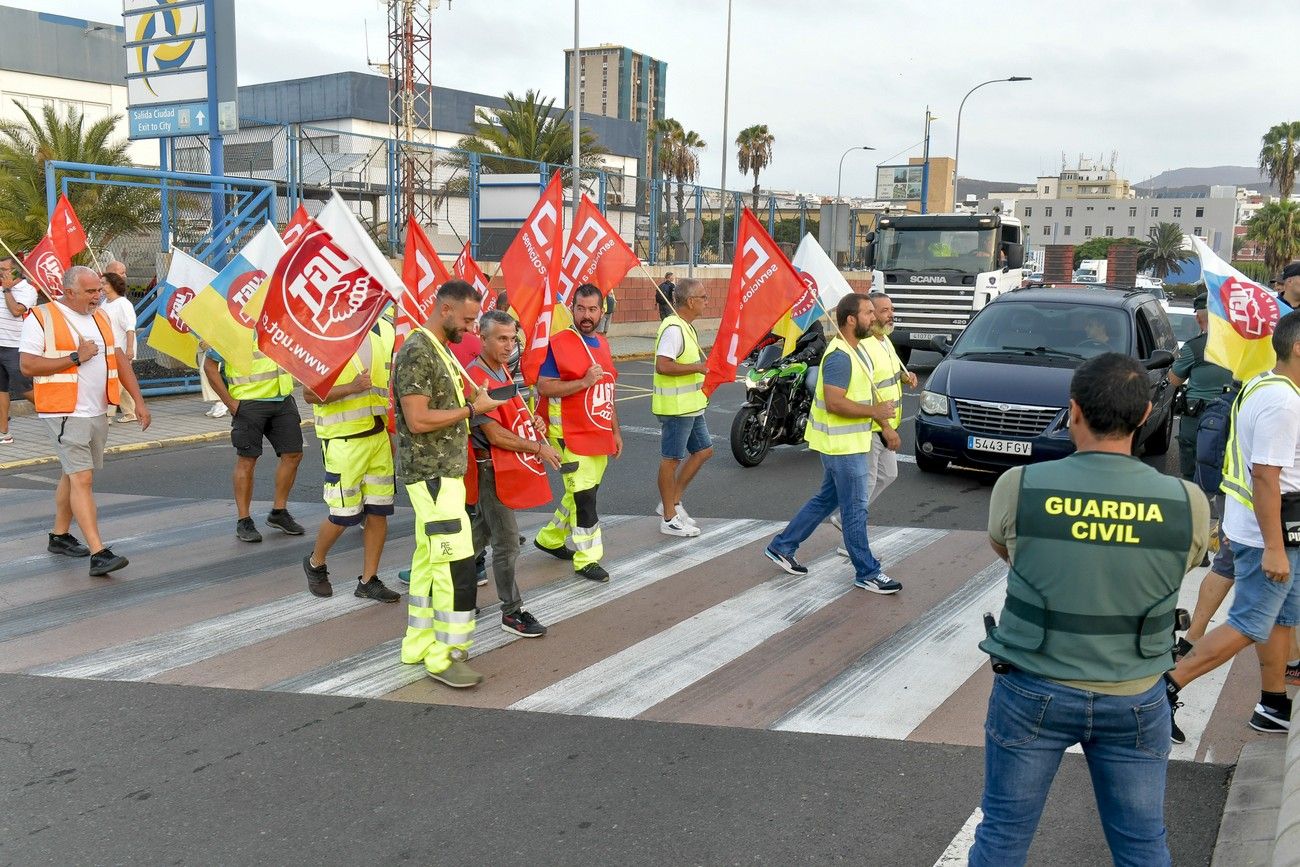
764,293,900,594
863,294,915,501
393,280,505,688
534,283,624,583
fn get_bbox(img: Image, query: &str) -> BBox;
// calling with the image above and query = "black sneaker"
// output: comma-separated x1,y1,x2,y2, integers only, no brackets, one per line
764,546,809,576
48,532,90,558
1173,636,1194,662
575,563,609,583
502,610,547,637
303,555,332,598
89,548,128,577
1164,675,1186,745
354,576,401,603
266,509,304,536
535,538,575,560
236,517,263,543
1248,702,1291,734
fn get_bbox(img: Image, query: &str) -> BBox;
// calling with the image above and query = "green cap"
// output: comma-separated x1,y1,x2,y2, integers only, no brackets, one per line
1193,293,1208,311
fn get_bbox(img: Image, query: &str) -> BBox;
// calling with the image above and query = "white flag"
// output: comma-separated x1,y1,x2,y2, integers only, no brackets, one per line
791,233,854,312
315,191,404,302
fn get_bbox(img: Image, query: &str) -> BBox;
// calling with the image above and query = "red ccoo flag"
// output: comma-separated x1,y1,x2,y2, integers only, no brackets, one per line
398,217,453,338
23,235,65,299
48,194,87,268
453,241,491,303
703,209,808,397
556,194,639,304
498,171,565,383
283,204,312,248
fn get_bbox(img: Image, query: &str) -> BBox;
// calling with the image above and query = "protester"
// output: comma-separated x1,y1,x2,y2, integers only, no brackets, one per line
467,310,561,637
599,288,616,334
764,293,900,593
18,265,150,576
202,336,305,543
301,317,401,604
1277,261,1300,308
100,272,138,424
393,279,504,688
862,294,913,501
971,352,1207,867
1165,310,1300,740
657,272,676,320
0,255,38,444
534,283,623,582
652,277,711,537
198,341,227,418
102,260,126,280
1167,294,1232,482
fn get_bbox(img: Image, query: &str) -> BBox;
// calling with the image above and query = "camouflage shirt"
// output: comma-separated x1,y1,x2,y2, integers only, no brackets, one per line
394,329,468,484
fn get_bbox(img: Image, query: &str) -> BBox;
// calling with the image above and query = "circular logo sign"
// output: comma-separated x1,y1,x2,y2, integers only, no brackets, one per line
791,270,819,318
511,415,547,476
278,229,376,343
585,379,615,431
165,286,196,333
1220,276,1280,340
226,269,267,327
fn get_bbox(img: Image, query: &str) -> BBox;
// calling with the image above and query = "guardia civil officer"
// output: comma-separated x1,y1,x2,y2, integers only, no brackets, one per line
970,353,1208,867
1167,293,1232,482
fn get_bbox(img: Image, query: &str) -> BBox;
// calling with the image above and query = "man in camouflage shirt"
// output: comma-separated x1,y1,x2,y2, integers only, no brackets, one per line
393,279,503,688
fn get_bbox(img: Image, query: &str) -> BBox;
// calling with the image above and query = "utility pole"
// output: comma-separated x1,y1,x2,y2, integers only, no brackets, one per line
571,0,581,222
716,0,732,262
919,107,935,215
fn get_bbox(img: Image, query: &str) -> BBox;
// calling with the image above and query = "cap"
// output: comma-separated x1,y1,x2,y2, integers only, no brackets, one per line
1193,293,1208,311
1282,262,1300,281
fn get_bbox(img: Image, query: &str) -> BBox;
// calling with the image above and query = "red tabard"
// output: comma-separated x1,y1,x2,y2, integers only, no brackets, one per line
467,364,553,509
549,329,617,456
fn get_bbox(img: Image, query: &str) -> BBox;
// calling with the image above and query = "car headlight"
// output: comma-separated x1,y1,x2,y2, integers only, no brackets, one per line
919,390,949,416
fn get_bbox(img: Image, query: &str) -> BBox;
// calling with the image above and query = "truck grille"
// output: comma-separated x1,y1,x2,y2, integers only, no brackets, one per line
955,399,1060,437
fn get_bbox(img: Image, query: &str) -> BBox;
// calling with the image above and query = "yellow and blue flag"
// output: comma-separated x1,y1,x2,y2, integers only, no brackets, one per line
774,233,854,355
146,250,217,368
1194,236,1292,380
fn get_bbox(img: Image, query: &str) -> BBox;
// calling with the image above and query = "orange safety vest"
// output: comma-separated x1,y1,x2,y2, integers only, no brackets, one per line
29,303,120,414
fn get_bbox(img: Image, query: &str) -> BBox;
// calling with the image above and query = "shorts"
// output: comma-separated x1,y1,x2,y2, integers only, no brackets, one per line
1225,543,1300,642
321,428,396,526
0,346,32,396
1210,524,1235,578
230,395,303,458
45,415,108,474
657,413,712,460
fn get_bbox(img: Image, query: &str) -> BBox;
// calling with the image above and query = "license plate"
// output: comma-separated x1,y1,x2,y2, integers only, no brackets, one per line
911,332,939,341
968,436,1032,455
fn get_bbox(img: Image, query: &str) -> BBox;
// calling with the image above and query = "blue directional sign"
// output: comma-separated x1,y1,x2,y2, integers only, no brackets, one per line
128,101,211,138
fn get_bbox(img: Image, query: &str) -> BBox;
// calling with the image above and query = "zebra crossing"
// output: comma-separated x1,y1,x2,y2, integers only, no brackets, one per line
0,485,1263,768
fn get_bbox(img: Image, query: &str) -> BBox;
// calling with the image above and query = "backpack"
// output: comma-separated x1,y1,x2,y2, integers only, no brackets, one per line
1194,382,1243,496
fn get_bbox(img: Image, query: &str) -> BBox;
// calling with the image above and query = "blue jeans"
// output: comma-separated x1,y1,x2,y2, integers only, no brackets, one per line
970,670,1171,867
770,451,879,580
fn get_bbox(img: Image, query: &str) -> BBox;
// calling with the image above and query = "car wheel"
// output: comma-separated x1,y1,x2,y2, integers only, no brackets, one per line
915,452,948,474
1141,408,1173,457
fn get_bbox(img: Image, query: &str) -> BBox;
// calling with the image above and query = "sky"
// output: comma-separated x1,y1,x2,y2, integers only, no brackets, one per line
18,0,1300,196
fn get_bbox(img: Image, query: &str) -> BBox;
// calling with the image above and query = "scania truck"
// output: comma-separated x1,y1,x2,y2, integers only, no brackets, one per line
865,213,1026,364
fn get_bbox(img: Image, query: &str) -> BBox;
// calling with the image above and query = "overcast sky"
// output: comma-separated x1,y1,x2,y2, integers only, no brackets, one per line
18,0,1300,194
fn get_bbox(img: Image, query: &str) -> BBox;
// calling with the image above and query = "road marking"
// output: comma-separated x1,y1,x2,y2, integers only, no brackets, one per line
510,527,938,719
13,473,57,485
273,517,784,697
615,393,652,402
1169,566,1234,761
934,808,983,866
772,560,1005,738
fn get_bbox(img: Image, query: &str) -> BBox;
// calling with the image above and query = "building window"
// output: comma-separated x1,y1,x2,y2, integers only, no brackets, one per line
1127,226,1136,236
1042,225,1051,236
1105,226,1114,236
1084,226,1093,237
1151,207,1159,217
1044,185,1051,194
1129,206,1137,217
1196,206,1205,218
1063,225,1071,236
1025,206,1032,217
1065,206,1073,217
1194,226,1203,236
1044,206,1053,217
1086,206,1094,211
1173,206,1182,217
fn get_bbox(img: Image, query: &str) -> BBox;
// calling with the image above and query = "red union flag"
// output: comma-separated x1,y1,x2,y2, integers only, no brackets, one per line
49,194,87,268
23,236,64,299
556,195,639,303
499,171,564,384
453,241,491,303
258,223,390,399
398,218,453,337
703,209,808,397
283,204,312,248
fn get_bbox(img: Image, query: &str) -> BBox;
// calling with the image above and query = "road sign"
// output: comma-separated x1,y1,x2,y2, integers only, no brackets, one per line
128,101,211,138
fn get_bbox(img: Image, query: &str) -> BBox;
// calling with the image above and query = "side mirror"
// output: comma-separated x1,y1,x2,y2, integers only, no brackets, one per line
931,334,953,356
1143,349,1175,370
1002,242,1025,269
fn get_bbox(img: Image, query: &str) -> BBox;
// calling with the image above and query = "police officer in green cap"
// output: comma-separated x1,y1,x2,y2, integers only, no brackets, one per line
1168,293,1233,481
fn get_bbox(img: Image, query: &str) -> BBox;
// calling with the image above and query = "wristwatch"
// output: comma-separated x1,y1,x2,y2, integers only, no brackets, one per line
69,351,81,367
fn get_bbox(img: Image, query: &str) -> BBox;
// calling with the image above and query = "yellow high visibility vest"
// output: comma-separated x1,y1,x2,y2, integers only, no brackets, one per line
805,335,875,455
651,314,707,416
313,318,396,439
226,347,293,400
862,335,904,431
1221,373,1300,509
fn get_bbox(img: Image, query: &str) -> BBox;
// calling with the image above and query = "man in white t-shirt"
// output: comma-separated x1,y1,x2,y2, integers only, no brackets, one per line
19,266,150,577
652,278,712,537
1164,310,1300,741
0,256,40,444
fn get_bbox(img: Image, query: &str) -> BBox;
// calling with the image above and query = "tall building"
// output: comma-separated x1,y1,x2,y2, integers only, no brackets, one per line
563,44,666,126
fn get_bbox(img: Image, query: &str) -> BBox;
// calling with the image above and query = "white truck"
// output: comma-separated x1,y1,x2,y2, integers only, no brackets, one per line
864,213,1027,364
1074,258,1108,283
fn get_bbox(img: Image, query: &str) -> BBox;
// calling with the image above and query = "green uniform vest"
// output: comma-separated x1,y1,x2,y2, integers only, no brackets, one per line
313,318,395,439
805,336,875,455
1221,373,1300,509
863,335,904,431
226,349,294,400
651,315,707,416
1181,333,1234,404
979,452,1193,682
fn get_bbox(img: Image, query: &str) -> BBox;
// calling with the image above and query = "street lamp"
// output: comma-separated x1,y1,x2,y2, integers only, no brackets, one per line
834,145,874,264
952,76,1031,207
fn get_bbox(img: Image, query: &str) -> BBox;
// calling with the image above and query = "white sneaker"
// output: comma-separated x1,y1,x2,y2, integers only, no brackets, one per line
203,405,216,417
830,513,842,530
655,502,698,528
660,516,701,537
211,403,228,418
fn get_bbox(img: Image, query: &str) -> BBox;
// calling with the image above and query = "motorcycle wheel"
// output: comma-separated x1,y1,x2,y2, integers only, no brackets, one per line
730,406,772,467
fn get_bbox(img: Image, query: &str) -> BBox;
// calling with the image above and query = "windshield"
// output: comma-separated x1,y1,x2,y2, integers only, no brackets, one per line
875,226,998,273
1167,311,1201,343
952,302,1132,360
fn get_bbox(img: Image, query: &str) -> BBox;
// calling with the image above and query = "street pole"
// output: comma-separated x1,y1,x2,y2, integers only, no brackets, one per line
833,144,874,263
952,76,1031,207
920,107,933,215
716,0,732,262
571,0,581,222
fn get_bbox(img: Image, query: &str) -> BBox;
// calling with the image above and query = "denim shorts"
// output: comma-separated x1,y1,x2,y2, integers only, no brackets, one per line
657,413,711,460
1226,543,1300,642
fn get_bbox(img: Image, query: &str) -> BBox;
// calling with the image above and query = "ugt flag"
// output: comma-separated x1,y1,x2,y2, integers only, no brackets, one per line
22,236,64,299
704,209,808,397
1193,235,1292,380
49,194,87,268
146,250,217,367
179,222,286,369
774,233,855,355
499,171,565,384
398,217,453,340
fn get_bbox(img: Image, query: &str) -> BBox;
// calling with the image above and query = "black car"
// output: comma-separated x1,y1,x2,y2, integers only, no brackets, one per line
915,287,1177,473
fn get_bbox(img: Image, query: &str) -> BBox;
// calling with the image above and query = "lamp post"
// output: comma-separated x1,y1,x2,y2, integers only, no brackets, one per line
952,76,1031,207
571,0,581,222
716,0,733,263
833,145,874,263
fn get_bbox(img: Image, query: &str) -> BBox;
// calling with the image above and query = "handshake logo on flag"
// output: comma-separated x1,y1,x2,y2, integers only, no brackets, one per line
165,287,196,334
284,231,376,342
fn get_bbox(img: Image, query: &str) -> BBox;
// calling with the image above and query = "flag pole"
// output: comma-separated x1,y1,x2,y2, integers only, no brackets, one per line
0,237,55,303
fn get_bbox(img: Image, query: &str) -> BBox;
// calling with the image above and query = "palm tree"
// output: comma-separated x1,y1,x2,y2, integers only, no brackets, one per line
0,102,153,252
650,117,681,236
1246,200,1300,273
649,119,706,236
736,124,774,212
1259,121,1300,199
1137,221,1196,279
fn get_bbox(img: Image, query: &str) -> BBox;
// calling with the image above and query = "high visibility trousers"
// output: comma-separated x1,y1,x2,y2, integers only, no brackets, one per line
534,445,608,569
401,476,477,674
